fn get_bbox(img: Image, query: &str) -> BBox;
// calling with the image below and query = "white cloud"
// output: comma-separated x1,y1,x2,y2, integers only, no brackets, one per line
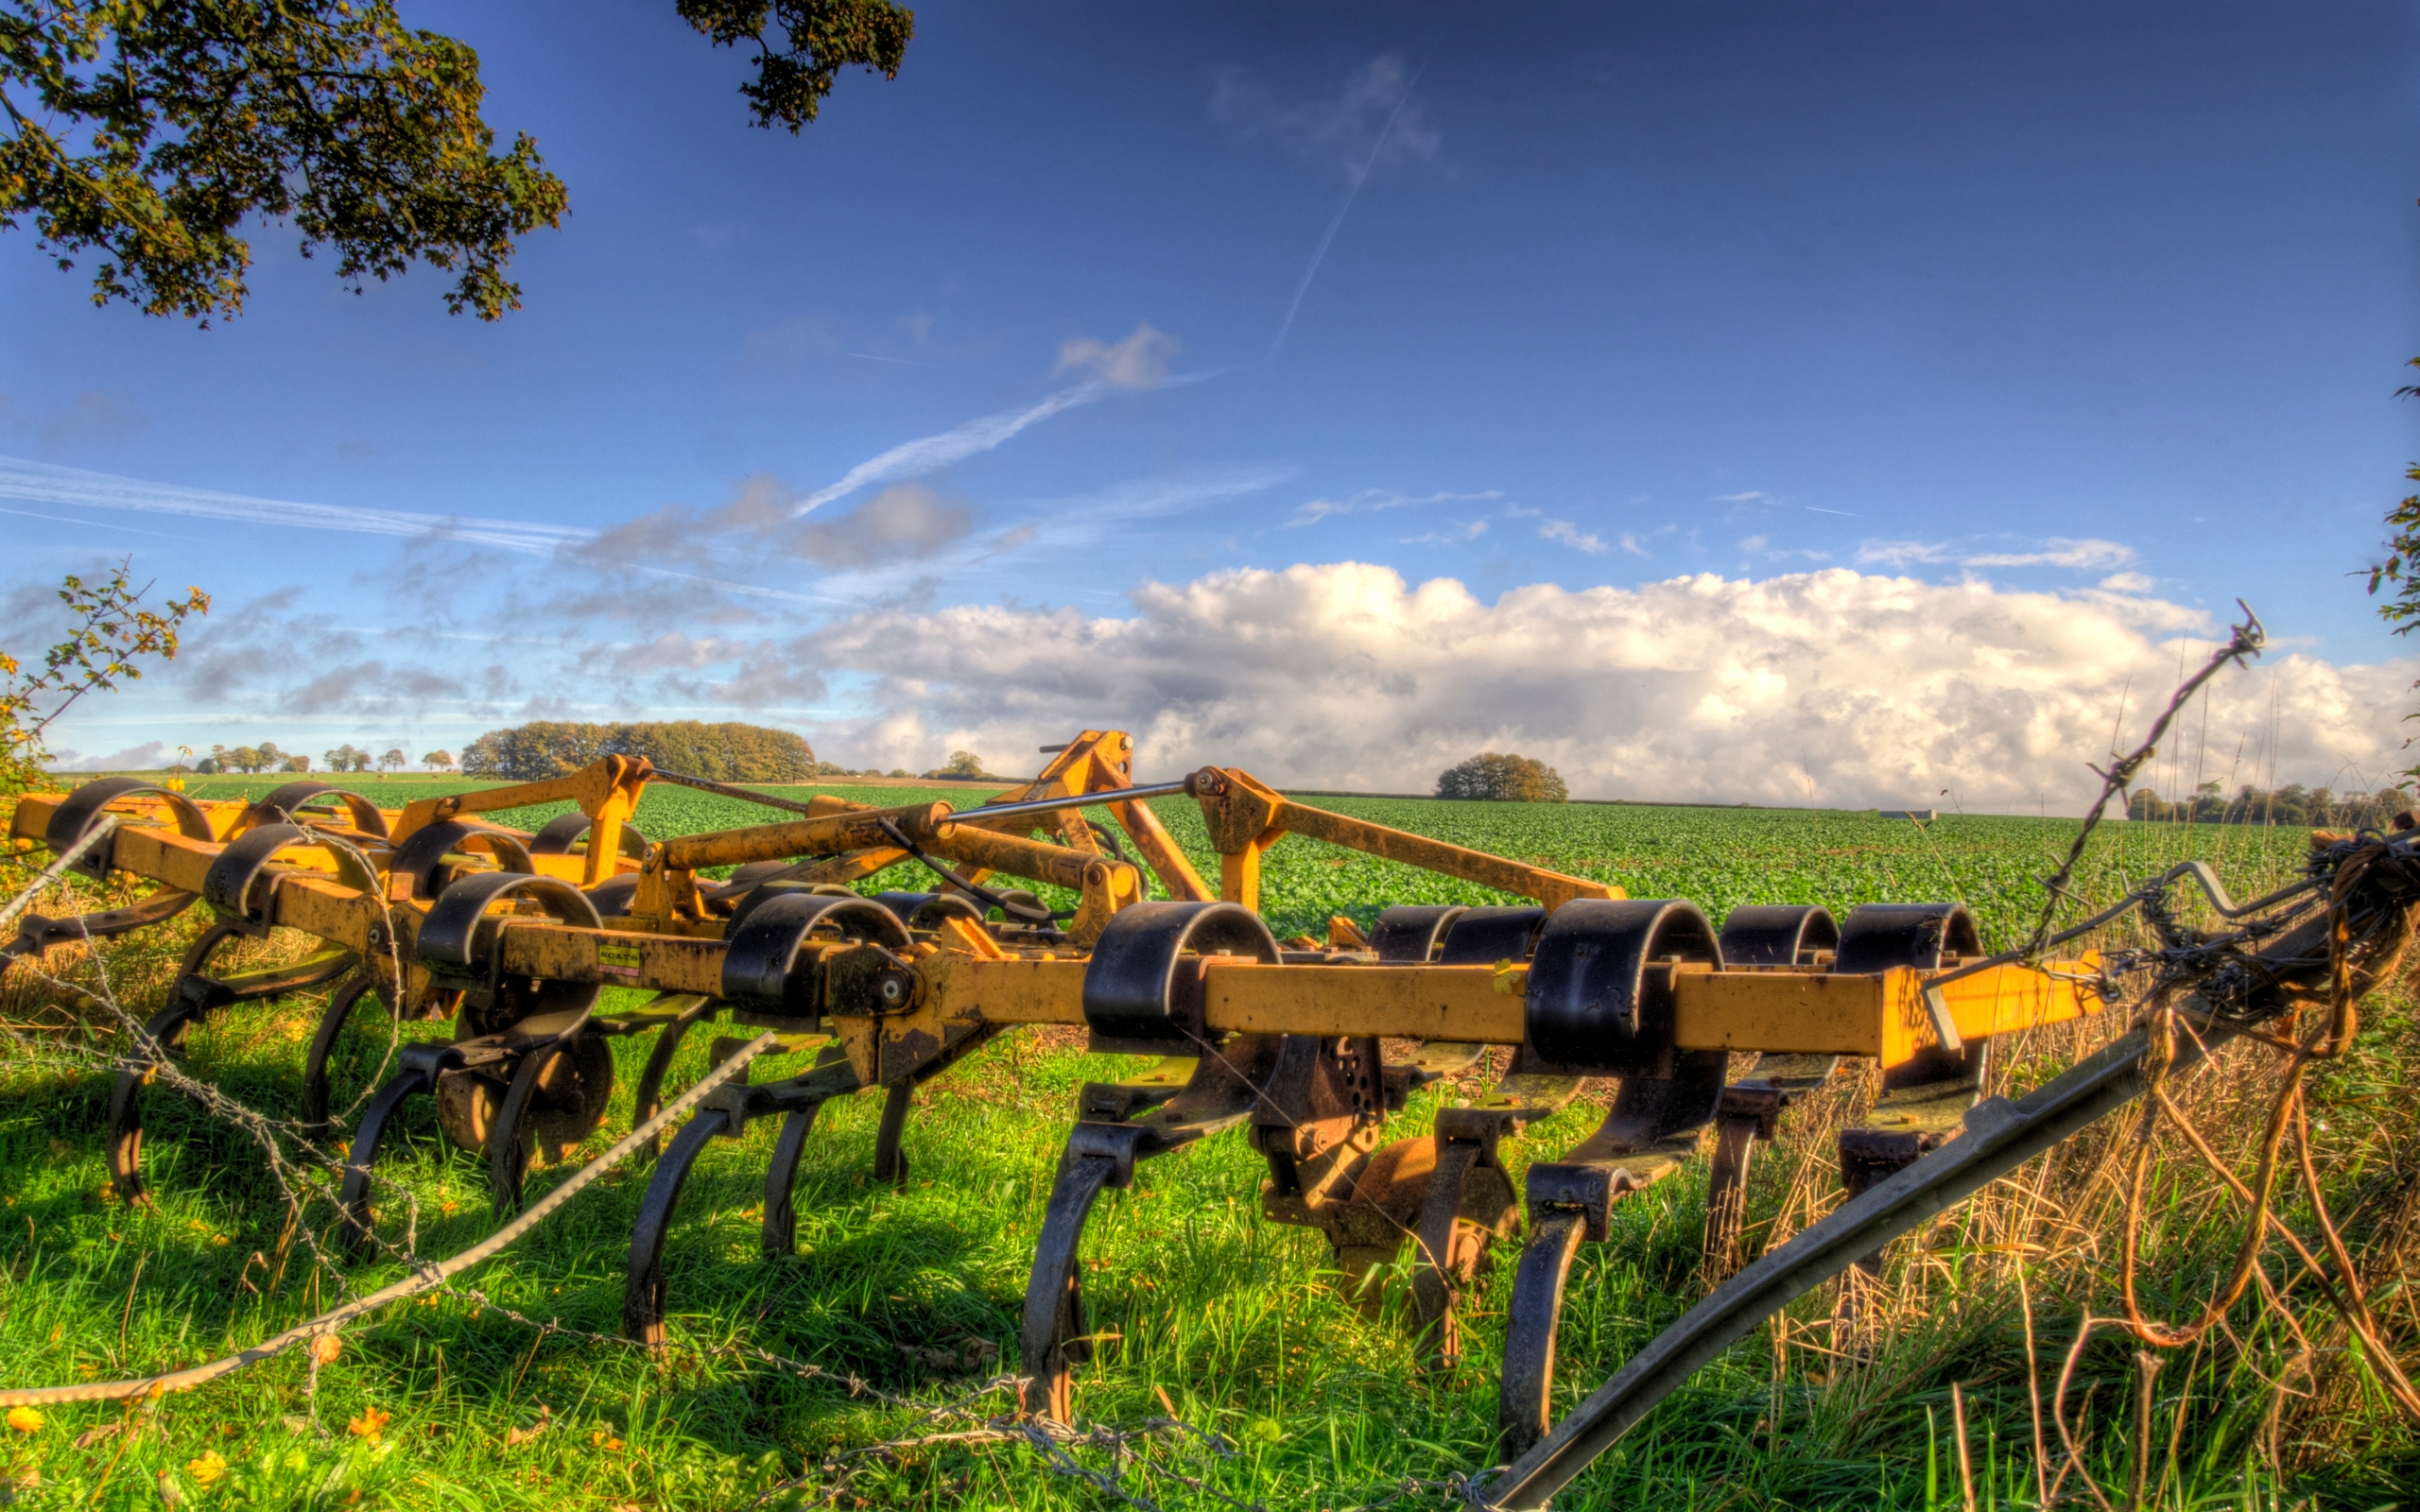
1964,538,2137,570
1210,55,1441,180
793,562,2416,813
1401,520,1488,546
1713,490,1774,504
1284,489,1500,528
1055,323,1179,388
1540,519,1610,554
1856,536,2139,573
1857,539,1954,568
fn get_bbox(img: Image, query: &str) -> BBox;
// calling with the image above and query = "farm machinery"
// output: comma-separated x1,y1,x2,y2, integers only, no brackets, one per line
19,729,2319,1465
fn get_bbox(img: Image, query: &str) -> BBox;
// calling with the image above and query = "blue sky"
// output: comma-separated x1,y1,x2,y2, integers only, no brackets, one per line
4,1,2417,807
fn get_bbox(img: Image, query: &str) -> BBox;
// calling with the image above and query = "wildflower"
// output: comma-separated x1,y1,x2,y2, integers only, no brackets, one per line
6,1406,42,1433
185,1450,227,1486
310,1333,342,1366
346,1408,389,1444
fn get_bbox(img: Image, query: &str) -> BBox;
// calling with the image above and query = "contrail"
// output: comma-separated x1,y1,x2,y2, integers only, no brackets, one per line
0,455,589,555
789,380,1111,517
787,368,1231,518
1268,67,1422,364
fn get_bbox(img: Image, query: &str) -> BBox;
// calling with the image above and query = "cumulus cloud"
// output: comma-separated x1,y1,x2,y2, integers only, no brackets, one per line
1055,324,1179,388
792,562,2415,813
1211,55,1441,180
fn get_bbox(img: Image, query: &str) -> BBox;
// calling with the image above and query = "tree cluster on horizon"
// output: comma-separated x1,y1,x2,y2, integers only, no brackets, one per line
1435,752,1569,803
458,720,815,783
2125,782,2411,830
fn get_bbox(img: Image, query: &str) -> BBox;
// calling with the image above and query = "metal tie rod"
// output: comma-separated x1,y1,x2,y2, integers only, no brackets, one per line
936,780,1195,827
648,767,1198,828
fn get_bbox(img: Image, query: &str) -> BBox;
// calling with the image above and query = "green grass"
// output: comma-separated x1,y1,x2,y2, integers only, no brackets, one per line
1,794,2411,1509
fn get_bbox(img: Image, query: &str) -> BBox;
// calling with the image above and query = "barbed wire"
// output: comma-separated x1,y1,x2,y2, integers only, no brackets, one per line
0,844,1253,1509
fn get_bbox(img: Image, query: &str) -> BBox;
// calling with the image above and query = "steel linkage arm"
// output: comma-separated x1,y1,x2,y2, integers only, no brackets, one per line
1189,767,1621,913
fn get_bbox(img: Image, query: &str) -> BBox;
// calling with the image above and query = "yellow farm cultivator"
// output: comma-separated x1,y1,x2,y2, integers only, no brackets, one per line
8,722,2408,1500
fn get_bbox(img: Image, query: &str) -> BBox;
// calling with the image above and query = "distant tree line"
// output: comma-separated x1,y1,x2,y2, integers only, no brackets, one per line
2126,782,2412,829
812,761,916,779
191,742,424,775
458,721,815,782
1436,752,1568,803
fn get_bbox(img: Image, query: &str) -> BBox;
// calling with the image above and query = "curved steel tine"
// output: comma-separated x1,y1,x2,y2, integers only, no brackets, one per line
1409,1136,1488,1366
762,1102,829,1261
624,1108,735,1345
106,1001,198,1206
630,997,717,1164
1018,1151,1122,1422
1497,1211,1589,1458
177,919,249,982
487,1040,566,1216
302,972,388,1137
1699,1113,1762,1289
872,1081,912,1185
337,1069,430,1259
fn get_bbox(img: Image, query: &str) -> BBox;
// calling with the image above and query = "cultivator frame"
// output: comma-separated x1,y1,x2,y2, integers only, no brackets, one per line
9,734,2123,1460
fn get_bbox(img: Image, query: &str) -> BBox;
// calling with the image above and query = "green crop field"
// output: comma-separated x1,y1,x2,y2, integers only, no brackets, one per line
0,790,2408,1510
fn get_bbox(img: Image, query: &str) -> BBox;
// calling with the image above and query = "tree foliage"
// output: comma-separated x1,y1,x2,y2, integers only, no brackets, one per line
920,748,990,780
1,0,912,322
0,558,207,792
1435,752,1568,803
458,719,815,782
676,0,912,131
1,0,569,322
2128,782,2411,830
421,748,452,771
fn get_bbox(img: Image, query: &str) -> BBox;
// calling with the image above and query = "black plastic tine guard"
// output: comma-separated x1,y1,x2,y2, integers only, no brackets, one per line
527,811,649,860
202,819,386,935
1437,905,1547,966
720,892,911,1018
1369,904,1468,963
1831,902,1979,974
1496,900,1726,1456
240,782,391,840
44,777,216,884
873,890,939,922
388,820,535,902
1080,901,1281,1049
416,871,603,983
1716,904,1841,968
1524,899,1722,1073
